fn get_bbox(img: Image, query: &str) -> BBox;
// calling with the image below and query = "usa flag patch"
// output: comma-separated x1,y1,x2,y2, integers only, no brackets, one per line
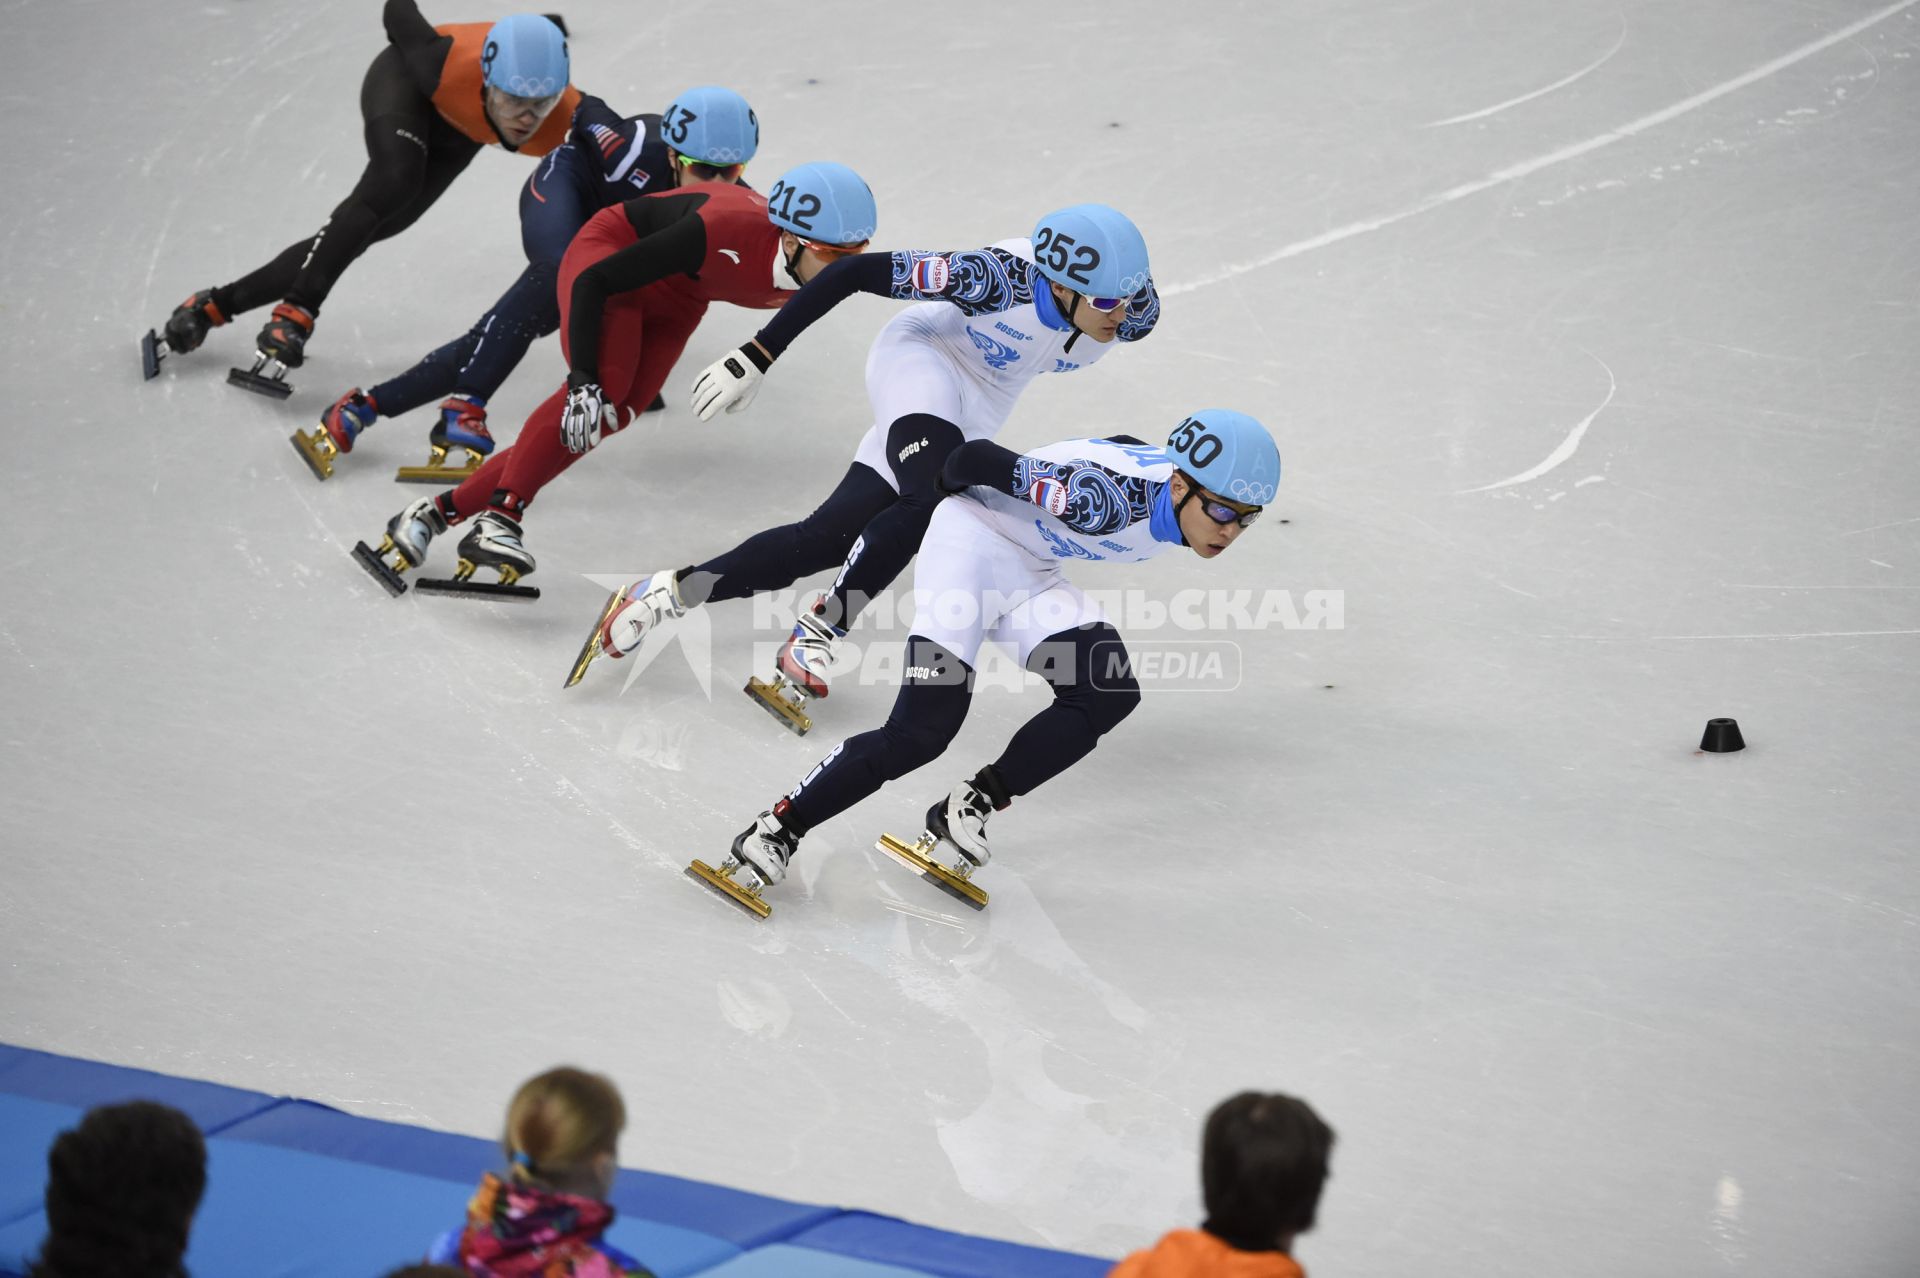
912,256,951,293
1028,477,1069,517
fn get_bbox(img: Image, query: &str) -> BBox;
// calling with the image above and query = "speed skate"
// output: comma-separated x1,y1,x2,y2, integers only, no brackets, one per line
685,857,773,920
744,673,814,736
228,352,295,399
875,830,989,911
563,588,626,688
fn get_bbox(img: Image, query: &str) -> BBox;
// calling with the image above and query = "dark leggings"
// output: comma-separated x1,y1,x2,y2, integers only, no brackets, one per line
781,623,1143,837
212,45,480,320
679,462,899,607
366,144,598,416
817,413,966,629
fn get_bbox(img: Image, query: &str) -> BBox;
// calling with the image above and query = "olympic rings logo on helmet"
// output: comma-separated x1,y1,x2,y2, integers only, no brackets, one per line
1227,477,1276,505
1114,269,1152,297
693,146,751,165
502,74,563,97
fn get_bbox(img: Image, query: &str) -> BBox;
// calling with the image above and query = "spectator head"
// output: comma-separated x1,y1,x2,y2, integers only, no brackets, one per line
31,1100,207,1278
500,1066,625,1200
1200,1091,1335,1252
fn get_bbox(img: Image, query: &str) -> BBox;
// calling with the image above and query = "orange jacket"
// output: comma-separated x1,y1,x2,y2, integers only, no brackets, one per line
428,21,580,155
1109,1230,1305,1278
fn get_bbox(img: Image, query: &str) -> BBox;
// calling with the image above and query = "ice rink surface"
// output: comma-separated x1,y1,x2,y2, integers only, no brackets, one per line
4,0,1919,1272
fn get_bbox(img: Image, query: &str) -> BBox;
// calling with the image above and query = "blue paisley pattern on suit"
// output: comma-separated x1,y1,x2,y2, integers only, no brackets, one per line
1011,457,1155,537
888,248,1037,315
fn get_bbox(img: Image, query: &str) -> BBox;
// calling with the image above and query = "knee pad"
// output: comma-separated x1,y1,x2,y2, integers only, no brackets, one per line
885,413,966,498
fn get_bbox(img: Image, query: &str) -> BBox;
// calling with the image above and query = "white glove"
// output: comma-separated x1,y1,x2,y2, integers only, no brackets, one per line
690,344,771,422
561,378,608,455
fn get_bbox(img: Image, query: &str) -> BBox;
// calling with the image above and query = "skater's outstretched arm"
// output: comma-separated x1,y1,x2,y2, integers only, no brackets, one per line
564,196,711,383
748,245,1040,362
941,439,1159,537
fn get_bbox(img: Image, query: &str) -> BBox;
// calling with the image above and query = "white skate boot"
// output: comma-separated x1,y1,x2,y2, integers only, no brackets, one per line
747,595,846,737
418,511,540,601
688,806,799,919
601,571,688,658
352,495,450,596
925,772,1009,869
776,596,846,698
876,768,1010,911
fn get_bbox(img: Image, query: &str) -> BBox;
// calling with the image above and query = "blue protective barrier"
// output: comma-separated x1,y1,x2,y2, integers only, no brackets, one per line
0,1044,1116,1278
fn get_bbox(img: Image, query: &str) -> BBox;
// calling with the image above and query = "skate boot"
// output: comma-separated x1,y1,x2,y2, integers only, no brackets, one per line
229,302,313,399
564,570,688,688
397,395,493,484
876,767,1010,911
416,511,540,601
926,768,1012,869
688,804,799,919
351,494,451,597
291,388,378,481
141,288,226,379
745,595,845,737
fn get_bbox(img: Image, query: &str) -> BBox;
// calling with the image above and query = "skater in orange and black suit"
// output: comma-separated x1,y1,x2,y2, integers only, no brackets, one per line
149,0,607,377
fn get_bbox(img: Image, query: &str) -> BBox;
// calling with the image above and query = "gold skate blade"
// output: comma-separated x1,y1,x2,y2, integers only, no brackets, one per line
564,588,626,688
414,576,540,602
394,454,481,484
744,675,813,736
686,859,772,919
351,540,408,597
289,427,338,481
228,362,293,399
876,833,989,910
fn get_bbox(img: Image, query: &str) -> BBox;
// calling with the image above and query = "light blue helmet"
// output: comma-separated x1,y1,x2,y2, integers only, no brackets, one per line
767,162,877,246
1031,204,1150,298
482,14,569,99
660,86,760,166
1166,410,1281,506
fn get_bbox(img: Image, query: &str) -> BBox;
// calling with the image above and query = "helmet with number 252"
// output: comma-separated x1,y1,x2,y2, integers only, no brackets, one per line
1030,204,1151,299
1166,409,1281,507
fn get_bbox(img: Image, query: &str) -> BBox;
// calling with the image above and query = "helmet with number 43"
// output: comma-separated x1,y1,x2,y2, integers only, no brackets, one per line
1030,204,1151,299
661,85,760,166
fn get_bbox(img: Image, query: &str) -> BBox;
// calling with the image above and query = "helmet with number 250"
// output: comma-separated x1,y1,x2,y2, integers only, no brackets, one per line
484,14,569,98
767,162,878,247
661,86,760,166
1030,204,1150,299
1166,409,1281,507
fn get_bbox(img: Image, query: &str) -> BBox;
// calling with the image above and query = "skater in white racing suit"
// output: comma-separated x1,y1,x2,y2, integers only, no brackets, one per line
591,203,1160,711
716,409,1283,901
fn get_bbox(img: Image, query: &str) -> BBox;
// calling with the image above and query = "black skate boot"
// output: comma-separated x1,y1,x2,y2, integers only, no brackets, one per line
229,302,313,399
417,511,539,601
141,288,226,379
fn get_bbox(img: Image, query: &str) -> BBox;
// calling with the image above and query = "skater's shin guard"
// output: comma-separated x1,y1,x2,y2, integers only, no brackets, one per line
782,637,974,832
991,623,1142,796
